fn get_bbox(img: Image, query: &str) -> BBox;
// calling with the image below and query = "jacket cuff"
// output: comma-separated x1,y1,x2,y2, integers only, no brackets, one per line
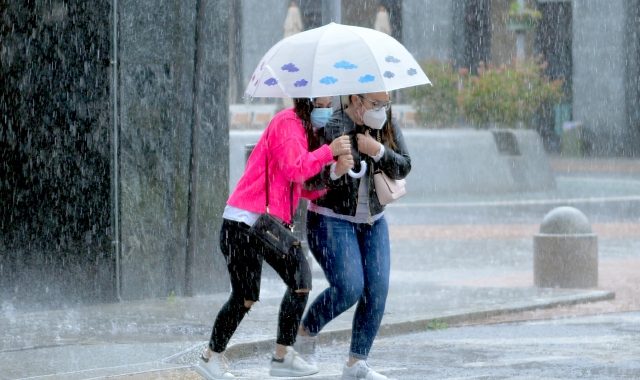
314,144,334,165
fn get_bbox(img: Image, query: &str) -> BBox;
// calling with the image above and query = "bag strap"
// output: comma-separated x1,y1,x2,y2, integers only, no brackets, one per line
263,127,294,223
374,129,382,174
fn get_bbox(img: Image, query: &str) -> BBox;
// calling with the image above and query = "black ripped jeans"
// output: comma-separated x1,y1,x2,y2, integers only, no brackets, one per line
209,219,312,353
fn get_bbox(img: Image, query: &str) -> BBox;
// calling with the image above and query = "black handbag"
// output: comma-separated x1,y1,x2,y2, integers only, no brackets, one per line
249,139,301,257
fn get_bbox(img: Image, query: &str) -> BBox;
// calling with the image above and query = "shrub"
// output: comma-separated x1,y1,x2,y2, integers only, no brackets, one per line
458,57,564,128
405,57,564,129
403,59,461,127
506,1,542,31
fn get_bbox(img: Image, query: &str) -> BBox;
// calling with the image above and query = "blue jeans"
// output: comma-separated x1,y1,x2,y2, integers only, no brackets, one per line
302,211,391,360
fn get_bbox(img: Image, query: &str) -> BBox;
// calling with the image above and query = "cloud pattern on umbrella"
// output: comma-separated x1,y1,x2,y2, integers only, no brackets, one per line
246,23,430,98
261,55,412,88
281,63,300,72
260,47,414,86
320,76,338,85
334,60,358,70
359,75,375,83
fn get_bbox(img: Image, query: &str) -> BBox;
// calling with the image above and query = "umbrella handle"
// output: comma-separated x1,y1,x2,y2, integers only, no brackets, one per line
348,160,367,179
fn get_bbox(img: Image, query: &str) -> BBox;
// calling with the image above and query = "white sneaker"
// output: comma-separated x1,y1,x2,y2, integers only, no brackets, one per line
269,346,319,377
195,352,235,379
293,334,318,366
341,360,388,380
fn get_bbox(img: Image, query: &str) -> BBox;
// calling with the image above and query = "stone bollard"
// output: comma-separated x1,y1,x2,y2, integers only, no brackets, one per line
533,206,598,288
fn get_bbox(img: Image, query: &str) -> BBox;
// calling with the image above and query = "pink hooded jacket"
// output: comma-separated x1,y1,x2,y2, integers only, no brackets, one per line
227,108,334,224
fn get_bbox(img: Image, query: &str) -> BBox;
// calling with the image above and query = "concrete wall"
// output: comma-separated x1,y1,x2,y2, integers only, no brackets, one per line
229,129,556,197
401,129,556,195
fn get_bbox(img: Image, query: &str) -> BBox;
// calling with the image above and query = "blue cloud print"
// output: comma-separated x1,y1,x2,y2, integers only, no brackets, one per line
385,56,401,63
320,76,338,85
407,68,417,76
334,60,358,69
294,79,308,87
359,75,375,83
264,78,278,86
383,71,395,79
281,63,299,72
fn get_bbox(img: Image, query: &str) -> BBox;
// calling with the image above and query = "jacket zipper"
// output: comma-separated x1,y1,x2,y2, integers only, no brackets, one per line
367,130,383,225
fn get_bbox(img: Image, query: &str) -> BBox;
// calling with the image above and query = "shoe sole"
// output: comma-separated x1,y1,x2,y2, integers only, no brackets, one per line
269,368,319,377
194,363,214,380
195,362,234,380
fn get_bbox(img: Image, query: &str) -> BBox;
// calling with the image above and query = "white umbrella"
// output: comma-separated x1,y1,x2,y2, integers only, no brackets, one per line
245,22,430,98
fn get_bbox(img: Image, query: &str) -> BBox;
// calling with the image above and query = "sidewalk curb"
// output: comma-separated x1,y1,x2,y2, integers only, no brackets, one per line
166,289,615,364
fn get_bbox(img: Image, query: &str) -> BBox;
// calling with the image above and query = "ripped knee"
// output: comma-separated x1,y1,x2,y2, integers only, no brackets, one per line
229,293,254,311
289,288,309,304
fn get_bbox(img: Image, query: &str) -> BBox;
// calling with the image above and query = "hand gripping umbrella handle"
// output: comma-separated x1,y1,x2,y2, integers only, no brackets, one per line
348,160,367,178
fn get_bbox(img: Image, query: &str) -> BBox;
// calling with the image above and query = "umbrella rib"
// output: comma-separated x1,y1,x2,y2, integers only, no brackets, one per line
252,39,293,98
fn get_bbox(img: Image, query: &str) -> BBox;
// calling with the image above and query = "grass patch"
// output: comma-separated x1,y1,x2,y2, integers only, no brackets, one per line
426,319,449,330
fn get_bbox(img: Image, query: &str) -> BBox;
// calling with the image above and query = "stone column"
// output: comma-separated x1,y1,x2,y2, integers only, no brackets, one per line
118,0,229,300
572,0,638,155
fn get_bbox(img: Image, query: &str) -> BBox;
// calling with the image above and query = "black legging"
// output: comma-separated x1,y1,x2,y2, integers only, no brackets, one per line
209,219,312,352
210,288,309,352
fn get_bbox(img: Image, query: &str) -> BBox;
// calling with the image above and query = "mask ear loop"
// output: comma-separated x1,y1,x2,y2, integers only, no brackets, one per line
343,95,367,179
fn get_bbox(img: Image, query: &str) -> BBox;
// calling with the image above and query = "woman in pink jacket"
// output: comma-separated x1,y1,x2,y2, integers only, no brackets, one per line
196,97,350,380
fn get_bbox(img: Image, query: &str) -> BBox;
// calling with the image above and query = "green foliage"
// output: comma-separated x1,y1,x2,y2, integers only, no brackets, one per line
507,1,542,31
403,59,461,127
404,57,564,129
426,319,449,330
458,58,564,128
508,1,542,20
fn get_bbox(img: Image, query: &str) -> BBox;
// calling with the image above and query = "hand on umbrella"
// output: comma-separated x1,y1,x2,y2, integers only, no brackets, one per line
329,135,351,157
335,154,354,177
357,130,382,157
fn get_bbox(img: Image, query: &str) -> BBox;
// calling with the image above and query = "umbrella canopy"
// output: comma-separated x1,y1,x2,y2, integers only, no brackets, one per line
245,23,431,98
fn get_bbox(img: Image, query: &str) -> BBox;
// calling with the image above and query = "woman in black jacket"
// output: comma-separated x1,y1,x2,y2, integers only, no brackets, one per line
295,92,411,380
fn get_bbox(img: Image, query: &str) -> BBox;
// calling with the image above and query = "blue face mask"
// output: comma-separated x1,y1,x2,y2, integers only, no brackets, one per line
310,107,333,129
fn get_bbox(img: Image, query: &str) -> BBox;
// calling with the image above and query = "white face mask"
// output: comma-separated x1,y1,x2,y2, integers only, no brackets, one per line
362,108,387,130
357,97,387,130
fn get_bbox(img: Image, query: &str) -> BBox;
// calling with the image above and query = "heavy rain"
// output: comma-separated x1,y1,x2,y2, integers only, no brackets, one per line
1,0,639,379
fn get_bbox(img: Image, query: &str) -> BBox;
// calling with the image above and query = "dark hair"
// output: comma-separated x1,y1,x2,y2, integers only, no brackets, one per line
293,98,319,150
382,106,398,151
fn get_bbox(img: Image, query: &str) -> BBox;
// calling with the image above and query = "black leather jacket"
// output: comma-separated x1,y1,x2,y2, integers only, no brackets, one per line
306,109,411,217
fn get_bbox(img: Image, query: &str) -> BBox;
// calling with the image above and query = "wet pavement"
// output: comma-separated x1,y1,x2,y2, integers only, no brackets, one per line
216,311,640,380
1,157,639,380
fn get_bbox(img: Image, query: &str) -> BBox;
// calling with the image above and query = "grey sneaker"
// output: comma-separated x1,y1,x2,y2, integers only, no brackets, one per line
269,346,319,377
293,334,318,366
195,352,235,379
341,360,387,380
